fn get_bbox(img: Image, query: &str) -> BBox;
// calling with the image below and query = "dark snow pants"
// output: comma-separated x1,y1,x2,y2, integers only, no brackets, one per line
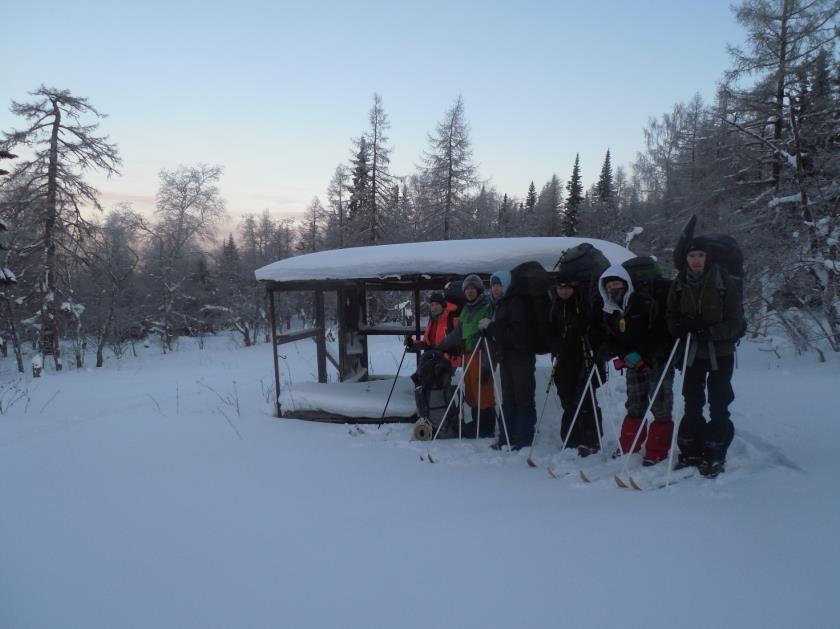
499,352,537,449
678,355,735,461
554,360,602,449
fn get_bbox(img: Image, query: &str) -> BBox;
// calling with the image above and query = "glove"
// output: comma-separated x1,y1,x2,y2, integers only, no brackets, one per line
404,335,414,348
478,318,491,331
680,314,706,334
623,351,642,367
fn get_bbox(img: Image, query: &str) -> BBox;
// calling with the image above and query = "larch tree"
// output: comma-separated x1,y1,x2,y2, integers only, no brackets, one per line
421,95,477,240
0,86,121,371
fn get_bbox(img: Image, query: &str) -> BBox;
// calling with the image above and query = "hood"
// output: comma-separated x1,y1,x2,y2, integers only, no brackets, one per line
489,270,512,301
599,264,634,314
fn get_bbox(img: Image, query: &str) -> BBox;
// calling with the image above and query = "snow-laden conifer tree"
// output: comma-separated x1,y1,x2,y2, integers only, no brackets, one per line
421,95,477,240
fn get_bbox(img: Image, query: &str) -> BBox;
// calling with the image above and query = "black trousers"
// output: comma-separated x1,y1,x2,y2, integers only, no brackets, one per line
554,361,602,449
678,355,735,461
499,351,537,448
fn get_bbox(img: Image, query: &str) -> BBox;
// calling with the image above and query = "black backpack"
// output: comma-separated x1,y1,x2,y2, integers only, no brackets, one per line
621,256,672,324
443,280,465,314
509,261,553,355
555,243,610,286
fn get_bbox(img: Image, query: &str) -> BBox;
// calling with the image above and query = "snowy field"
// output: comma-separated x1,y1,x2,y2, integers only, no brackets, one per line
1,333,838,629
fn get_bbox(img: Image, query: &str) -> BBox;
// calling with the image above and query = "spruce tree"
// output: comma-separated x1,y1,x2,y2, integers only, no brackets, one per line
596,149,614,205
564,154,584,236
525,181,537,210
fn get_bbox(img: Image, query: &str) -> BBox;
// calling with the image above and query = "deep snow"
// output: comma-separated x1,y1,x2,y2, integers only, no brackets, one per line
0,334,838,629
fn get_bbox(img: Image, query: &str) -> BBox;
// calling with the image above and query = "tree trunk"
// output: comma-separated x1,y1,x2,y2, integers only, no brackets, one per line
4,299,25,373
772,0,791,192
96,293,116,367
44,97,63,371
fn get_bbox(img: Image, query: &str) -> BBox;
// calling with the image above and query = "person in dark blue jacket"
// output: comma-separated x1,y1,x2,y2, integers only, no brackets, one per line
479,270,537,450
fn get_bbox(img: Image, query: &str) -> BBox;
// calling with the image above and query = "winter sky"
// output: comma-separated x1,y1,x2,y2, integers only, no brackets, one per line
3,0,745,221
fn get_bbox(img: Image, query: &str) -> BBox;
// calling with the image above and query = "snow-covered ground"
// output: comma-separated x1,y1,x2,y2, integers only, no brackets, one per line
0,334,838,628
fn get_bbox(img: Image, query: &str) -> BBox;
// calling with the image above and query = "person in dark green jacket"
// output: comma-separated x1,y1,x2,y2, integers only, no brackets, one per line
666,240,744,478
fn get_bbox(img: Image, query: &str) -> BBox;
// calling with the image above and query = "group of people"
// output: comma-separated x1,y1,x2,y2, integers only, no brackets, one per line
406,239,745,479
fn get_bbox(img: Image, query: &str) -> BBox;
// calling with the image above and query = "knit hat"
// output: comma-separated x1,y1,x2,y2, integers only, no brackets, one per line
554,271,578,288
462,274,484,294
686,239,707,255
429,292,446,306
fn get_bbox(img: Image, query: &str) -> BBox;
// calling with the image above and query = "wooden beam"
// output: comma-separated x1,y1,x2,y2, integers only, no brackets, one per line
325,348,340,371
277,327,323,345
358,326,416,336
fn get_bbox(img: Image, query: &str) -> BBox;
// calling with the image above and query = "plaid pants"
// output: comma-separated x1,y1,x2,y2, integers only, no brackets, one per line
625,359,674,418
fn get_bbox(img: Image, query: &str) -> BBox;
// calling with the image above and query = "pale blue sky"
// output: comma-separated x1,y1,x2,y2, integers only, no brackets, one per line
3,0,746,221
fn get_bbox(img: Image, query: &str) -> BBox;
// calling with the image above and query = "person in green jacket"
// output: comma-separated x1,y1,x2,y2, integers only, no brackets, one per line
666,241,744,478
437,274,497,439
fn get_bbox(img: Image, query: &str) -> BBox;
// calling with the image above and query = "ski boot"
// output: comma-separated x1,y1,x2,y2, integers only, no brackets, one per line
577,444,599,458
699,458,725,478
674,454,702,470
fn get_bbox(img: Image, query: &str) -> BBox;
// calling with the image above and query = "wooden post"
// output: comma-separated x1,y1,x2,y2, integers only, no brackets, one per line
361,285,369,376
413,283,422,369
314,289,327,384
268,288,282,417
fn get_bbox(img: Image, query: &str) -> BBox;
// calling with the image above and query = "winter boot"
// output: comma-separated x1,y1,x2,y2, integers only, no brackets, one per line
577,444,599,458
618,416,647,456
643,416,674,466
674,454,703,470
699,458,725,478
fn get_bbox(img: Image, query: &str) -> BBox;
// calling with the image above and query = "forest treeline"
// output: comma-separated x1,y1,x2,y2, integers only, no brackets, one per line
1,0,837,373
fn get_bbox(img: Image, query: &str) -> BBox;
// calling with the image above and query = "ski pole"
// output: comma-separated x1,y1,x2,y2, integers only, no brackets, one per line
558,362,598,454
379,345,408,427
617,338,681,479
578,335,608,460
458,352,465,440
484,336,511,450
588,375,606,459
527,354,559,467
582,336,620,450
432,341,481,441
476,341,482,440
664,333,693,488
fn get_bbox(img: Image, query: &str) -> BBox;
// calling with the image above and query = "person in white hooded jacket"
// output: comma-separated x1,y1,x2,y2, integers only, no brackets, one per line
598,264,676,465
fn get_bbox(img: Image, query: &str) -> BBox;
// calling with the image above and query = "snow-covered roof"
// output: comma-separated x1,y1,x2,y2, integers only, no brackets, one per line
255,237,633,283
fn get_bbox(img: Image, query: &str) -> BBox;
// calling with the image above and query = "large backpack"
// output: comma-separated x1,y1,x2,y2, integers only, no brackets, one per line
509,261,553,355
555,242,611,312
555,242,610,285
443,280,465,315
621,256,672,324
673,215,746,339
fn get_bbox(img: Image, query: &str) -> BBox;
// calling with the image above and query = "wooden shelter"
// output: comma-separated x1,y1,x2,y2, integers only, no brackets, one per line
255,237,633,420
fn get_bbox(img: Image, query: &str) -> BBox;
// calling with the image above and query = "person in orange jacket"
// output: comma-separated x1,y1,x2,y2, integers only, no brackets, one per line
405,292,461,368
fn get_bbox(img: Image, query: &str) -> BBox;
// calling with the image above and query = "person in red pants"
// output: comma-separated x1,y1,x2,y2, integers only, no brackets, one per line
598,265,676,466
